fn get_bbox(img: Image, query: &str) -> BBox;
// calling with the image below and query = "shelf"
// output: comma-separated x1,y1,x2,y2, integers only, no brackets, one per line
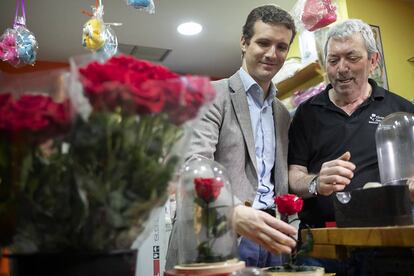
276,61,325,100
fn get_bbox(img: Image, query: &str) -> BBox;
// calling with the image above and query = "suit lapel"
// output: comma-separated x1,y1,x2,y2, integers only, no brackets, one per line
228,73,258,175
272,99,287,195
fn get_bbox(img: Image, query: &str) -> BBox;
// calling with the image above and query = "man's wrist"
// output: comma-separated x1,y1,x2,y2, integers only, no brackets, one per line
308,175,319,196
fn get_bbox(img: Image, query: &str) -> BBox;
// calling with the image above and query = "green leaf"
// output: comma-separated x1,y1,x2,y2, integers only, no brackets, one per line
19,150,33,190
212,219,228,237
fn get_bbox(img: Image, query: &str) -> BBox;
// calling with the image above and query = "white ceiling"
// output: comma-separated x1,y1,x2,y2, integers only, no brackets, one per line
0,0,294,78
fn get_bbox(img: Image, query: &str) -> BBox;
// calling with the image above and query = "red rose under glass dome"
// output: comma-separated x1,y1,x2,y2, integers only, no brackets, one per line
176,157,239,266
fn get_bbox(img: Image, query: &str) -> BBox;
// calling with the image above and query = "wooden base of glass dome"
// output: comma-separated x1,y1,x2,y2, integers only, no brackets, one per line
263,265,325,276
165,259,245,275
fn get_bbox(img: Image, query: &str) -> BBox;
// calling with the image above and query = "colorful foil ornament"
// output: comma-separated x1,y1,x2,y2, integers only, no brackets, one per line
0,30,19,66
128,0,151,8
0,0,38,67
125,0,155,14
301,0,337,31
96,25,118,59
82,1,120,58
82,17,105,51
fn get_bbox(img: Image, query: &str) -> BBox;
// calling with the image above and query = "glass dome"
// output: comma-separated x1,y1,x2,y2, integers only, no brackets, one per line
375,112,414,186
176,156,238,266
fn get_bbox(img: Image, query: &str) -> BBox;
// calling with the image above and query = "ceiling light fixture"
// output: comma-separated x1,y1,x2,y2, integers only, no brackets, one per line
177,22,202,36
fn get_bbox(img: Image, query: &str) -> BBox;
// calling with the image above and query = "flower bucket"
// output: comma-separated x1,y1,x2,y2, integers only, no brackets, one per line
7,250,137,276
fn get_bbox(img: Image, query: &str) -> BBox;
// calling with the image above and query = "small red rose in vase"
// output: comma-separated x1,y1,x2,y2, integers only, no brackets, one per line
267,194,319,274
193,177,228,263
194,177,223,203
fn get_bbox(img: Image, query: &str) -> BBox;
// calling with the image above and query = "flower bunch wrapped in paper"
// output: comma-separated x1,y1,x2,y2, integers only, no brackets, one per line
0,55,215,253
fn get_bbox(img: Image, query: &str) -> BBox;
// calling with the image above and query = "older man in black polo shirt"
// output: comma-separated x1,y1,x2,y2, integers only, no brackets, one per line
287,19,414,275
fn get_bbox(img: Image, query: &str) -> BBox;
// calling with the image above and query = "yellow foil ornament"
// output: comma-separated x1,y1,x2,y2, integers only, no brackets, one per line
82,17,105,50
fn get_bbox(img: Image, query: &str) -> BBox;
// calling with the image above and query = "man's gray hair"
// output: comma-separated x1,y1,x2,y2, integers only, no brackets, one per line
324,19,379,59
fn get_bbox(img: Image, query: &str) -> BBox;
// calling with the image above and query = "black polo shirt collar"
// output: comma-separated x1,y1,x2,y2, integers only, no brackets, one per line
310,79,385,117
309,78,385,108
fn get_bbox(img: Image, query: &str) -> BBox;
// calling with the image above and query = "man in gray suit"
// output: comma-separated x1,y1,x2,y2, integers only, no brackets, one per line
181,5,297,267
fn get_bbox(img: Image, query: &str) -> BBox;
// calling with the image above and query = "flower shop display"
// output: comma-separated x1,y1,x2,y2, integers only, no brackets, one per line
0,54,215,275
0,0,38,67
174,157,245,274
263,194,323,275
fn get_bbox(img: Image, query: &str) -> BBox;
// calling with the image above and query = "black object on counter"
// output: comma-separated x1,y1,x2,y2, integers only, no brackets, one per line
334,184,413,227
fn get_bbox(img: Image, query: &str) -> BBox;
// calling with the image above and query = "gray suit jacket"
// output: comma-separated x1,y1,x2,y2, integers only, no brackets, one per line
165,72,290,269
186,71,290,202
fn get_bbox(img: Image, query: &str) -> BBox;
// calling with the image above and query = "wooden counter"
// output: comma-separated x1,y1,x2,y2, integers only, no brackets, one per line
301,225,414,259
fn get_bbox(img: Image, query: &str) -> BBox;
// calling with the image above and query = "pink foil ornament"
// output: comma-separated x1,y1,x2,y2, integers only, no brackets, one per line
0,30,19,66
302,0,337,31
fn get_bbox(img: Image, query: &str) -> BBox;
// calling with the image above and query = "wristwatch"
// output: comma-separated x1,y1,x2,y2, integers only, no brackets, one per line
308,176,319,196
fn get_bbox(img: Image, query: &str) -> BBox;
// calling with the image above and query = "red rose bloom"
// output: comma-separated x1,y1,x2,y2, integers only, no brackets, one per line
274,194,303,216
45,99,72,126
132,80,165,114
78,55,181,114
194,177,224,203
0,93,12,107
161,76,215,125
10,94,53,131
77,55,215,120
0,94,72,141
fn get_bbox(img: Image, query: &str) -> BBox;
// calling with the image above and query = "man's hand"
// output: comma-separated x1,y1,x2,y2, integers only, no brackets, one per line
318,151,356,196
232,205,297,254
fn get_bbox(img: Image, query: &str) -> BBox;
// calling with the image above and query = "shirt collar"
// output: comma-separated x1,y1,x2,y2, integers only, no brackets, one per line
368,78,385,99
238,67,277,105
310,78,385,107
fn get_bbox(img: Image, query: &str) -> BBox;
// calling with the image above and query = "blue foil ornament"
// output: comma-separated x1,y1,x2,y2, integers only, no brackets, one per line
15,25,37,65
2,0,39,67
128,0,151,8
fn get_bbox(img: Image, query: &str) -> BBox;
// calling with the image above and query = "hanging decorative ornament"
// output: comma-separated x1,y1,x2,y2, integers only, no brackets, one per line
0,0,38,67
82,0,121,57
82,2,105,51
301,0,337,31
125,0,155,14
96,24,120,58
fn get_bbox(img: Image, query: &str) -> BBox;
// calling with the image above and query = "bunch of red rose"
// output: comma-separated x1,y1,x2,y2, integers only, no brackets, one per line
78,55,215,125
0,93,72,141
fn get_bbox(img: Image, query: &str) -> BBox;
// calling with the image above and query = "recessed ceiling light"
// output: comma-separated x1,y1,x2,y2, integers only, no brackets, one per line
177,22,202,36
